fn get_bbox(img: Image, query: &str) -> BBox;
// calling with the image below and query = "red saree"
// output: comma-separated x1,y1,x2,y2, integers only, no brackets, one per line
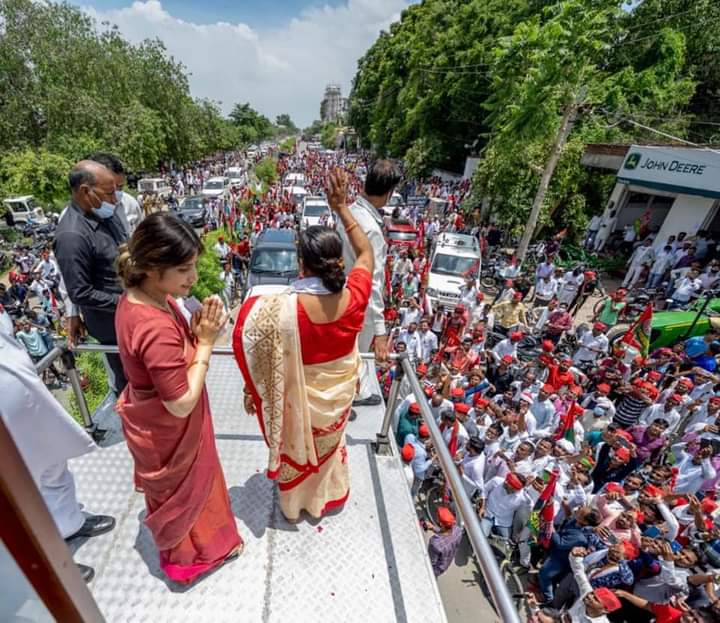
115,295,241,583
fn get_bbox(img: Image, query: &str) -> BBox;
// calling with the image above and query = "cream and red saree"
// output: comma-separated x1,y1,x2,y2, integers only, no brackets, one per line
233,292,361,521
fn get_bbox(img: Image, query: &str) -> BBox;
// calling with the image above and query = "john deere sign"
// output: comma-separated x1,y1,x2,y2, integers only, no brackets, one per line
618,145,720,198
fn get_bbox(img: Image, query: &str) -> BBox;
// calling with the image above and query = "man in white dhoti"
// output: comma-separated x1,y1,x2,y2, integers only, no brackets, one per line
338,159,401,408
0,330,116,582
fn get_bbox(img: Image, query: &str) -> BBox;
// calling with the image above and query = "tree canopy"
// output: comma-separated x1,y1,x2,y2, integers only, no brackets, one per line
0,0,276,206
348,0,718,238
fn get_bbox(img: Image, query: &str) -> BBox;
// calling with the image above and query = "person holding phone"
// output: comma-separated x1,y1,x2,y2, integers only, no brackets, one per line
114,212,242,584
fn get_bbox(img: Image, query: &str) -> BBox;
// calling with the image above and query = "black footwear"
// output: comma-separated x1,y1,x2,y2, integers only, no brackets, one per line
352,395,382,407
348,409,358,422
77,563,95,583
66,514,116,540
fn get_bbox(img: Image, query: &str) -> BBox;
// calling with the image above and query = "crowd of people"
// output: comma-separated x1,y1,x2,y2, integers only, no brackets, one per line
5,142,720,623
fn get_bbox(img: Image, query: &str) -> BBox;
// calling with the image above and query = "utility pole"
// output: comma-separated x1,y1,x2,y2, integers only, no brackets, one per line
516,87,586,262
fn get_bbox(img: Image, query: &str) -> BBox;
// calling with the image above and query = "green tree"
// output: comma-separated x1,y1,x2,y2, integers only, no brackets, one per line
254,158,278,187
275,114,298,134
0,149,73,209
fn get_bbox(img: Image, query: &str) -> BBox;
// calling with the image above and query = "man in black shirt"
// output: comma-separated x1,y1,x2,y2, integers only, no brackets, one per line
53,160,128,393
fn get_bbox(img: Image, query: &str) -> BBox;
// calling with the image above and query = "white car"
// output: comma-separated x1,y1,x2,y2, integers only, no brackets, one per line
3,196,49,226
283,172,306,188
426,233,482,310
202,177,229,200
137,177,171,200
284,185,307,207
382,191,405,217
301,197,331,229
224,167,246,189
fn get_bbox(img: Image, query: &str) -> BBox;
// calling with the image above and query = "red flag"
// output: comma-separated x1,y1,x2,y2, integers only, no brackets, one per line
622,303,652,357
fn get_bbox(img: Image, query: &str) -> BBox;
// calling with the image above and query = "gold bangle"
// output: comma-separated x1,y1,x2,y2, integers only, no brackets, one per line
190,360,209,369
345,221,358,234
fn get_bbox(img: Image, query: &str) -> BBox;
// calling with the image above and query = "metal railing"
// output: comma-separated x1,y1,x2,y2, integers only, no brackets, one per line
35,343,520,623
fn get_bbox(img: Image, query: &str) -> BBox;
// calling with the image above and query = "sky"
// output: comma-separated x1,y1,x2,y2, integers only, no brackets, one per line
74,0,414,127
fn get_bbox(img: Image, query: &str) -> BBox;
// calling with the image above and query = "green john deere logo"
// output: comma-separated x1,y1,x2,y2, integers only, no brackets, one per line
625,153,641,170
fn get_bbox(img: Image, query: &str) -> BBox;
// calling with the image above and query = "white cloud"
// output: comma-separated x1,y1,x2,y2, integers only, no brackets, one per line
82,0,411,126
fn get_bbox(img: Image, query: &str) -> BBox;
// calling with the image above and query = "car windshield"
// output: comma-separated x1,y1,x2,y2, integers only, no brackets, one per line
27,198,39,210
388,231,417,241
304,205,329,217
138,181,157,191
431,253,479,278
388,195,402,207
205,181,223,190
182,197,204,210
251,249,298,274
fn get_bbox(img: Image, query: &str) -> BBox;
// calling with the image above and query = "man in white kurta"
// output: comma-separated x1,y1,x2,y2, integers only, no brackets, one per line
338,160,400,405
0,330,115,558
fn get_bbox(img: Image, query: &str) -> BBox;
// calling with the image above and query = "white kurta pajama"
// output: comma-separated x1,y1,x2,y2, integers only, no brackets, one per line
0,332,96,537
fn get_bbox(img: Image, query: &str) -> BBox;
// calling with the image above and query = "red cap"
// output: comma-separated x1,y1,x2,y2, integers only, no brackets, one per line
702,497,718,515
454,402,470,414
512,291,523,301
622,541,639,560
455,304,465,313
594,588,621,613
542,383,555,394
510,331,523,341
562,357,573,366
418,423,430,438
643,484,664,498
476,292,484,300
451,387,464,397
437,506,456,528
679,378,694,388
417,363,428,374
501,354,513,364
542,340,555,353
474,396,489,408
401,444,415,462
615,430,634,443
424,386,434,397
505,473,524,490
647,371,662,382
570,384,583,397
596,383,611,394
667,393,683,404
711,396,720,404
614,447,631,462
593,321,607,332
605,482,625,495
409,402,421,414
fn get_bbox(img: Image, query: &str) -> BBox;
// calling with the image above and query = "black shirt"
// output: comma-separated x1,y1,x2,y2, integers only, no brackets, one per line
53,202,128,342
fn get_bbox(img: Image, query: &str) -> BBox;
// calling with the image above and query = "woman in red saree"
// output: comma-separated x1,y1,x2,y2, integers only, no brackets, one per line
115,213,242,584
233,170,374,521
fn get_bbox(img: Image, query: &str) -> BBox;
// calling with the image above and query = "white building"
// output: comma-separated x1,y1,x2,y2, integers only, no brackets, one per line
583,144,720,249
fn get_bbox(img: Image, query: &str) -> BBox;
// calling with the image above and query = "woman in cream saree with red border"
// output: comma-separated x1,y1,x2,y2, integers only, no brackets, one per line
233,269,370,521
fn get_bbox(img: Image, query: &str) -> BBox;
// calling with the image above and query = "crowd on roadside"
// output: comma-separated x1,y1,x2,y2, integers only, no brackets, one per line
7,143,720,623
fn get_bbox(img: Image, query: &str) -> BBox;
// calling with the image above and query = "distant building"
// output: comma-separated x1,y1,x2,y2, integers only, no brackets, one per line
320,84,348,124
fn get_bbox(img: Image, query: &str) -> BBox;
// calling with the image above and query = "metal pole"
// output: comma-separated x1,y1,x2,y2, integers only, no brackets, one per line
34,346,65,374
399,357,522,623
375,353,406,456
59,349,94,431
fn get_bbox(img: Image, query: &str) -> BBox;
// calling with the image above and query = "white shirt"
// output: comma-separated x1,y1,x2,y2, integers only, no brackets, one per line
535,278,558,300
461,452,486,497
492,338,517,362
418,329,438,363
673,276,701,303
120,192,143,235
214,241,231,259
339,195,387,336
399,306,422,329
442,421,469,453
573,332,609,364
398,329,422,362
530,399,558,438
567,555,610,623
651,251,674,275
671,442,716,494
483,476,530,527
640,403,681,431
629,245,655,267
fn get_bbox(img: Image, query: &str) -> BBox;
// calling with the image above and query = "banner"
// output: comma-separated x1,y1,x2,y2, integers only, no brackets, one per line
622,303,653,357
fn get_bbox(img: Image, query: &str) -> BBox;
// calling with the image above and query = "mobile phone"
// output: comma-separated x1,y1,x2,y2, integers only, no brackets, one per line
184,296,203,315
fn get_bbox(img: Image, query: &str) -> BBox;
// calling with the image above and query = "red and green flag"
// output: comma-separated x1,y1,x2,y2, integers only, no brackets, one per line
553,400,580,445
527,469,560,548
622,303,653,357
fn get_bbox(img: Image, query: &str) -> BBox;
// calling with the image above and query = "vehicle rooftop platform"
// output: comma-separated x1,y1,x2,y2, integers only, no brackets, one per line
68,355,448,623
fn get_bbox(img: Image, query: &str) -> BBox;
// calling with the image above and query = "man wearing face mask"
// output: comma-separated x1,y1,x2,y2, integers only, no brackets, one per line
54,160,129,393
88,152,143,235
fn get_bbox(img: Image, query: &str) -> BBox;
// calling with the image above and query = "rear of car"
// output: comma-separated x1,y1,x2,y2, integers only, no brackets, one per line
301,198,331,229
386,221,420,254
426,233,482,310
246,229,299,297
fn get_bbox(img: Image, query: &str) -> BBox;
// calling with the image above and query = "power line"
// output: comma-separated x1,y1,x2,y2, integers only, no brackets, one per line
616,13,720,46
623,5,705,32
